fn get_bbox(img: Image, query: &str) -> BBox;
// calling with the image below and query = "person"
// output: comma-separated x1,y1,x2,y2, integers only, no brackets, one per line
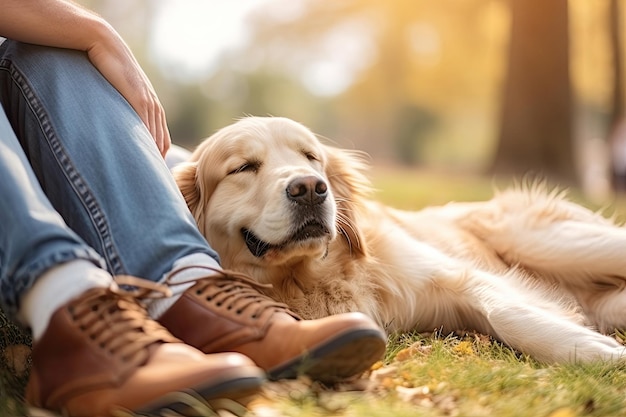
0,1,387,416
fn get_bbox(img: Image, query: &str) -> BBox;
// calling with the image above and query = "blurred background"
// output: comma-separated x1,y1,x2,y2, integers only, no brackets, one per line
80,0,626,202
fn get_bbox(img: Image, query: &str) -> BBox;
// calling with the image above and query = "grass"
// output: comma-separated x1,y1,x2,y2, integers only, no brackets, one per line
252,331,626,417
379,332,626,417
3,167,626,416
0,306,30,416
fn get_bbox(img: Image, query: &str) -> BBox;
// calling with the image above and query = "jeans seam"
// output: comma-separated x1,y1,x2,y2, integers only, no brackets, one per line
4,60,125,275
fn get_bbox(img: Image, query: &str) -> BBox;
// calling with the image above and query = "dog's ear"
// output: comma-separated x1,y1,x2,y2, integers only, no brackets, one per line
172,161,207,233
324,145,372,258
173,161,200,212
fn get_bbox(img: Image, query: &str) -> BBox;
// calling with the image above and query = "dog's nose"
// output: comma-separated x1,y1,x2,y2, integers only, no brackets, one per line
286,176,328,205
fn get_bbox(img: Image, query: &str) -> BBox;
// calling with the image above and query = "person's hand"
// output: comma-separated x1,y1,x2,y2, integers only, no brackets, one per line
0,0,171,156
86,27,171,157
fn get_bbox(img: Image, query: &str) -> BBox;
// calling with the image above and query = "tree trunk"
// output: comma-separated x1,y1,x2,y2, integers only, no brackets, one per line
491,0,576,185
608,0,626,191
609,0,624,127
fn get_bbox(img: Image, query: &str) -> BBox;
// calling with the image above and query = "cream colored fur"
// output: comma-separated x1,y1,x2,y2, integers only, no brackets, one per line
174,116,626,364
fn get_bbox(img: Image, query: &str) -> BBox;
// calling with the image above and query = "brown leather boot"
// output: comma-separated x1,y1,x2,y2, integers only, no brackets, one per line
158,267,387,383
25,281,265,417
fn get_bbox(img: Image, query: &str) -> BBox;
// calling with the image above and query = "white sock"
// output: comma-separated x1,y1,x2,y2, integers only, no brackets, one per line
18,260,113,340
147,253,222,319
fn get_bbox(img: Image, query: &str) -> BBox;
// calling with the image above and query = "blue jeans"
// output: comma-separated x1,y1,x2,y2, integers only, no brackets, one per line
0,41,219,321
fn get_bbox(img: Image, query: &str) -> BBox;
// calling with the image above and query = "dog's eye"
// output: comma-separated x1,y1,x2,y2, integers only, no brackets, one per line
228,162,259,175
304,152,318,161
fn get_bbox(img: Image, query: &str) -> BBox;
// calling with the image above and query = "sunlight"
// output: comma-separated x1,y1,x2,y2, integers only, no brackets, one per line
299,17,378,97
150,0,268,80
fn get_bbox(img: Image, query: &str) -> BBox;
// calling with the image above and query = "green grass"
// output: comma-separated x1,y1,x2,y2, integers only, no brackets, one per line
371,166,626,214
3,168,626,416
258,332,626,417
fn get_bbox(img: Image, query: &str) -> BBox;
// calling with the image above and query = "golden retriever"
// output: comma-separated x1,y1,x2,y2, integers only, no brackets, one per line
174,116,626,364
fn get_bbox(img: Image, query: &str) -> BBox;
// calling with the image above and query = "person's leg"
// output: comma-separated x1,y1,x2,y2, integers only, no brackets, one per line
0,41,219,283
0,98,108,324
0,42,265,416
0,94,264,416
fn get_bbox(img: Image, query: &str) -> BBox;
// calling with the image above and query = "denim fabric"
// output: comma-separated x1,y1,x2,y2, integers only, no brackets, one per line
0,41,219,320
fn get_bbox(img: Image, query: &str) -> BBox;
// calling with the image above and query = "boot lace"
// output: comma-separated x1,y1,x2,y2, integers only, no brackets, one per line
164,265,302,320
67,277,179,367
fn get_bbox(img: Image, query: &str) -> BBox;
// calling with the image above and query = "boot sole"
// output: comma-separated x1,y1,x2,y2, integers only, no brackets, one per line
267,327,386,383
132,368,265,416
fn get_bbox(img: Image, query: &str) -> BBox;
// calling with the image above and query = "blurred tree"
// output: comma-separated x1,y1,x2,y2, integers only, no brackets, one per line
393,103,438,165
608,0,624,126
81,0,507,164
164,85,217,148
334,0,502,165
240,0,504,165
341,0,510,169
608,0,626,190
491,0,576,184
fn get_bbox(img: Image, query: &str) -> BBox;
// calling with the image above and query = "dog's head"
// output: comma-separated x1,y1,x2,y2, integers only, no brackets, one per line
173,116,371,276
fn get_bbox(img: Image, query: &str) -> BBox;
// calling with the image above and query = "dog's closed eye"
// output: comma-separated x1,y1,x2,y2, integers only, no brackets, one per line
303,151,319,162
228,161,261,175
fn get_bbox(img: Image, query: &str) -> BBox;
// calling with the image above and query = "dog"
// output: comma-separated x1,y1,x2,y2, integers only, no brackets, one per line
173,116,626,364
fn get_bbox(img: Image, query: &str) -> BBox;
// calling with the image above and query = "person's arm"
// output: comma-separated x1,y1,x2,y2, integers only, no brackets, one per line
0,0,171,157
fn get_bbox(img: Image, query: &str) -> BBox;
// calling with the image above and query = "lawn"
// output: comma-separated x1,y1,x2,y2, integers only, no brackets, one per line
3,167,626,417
